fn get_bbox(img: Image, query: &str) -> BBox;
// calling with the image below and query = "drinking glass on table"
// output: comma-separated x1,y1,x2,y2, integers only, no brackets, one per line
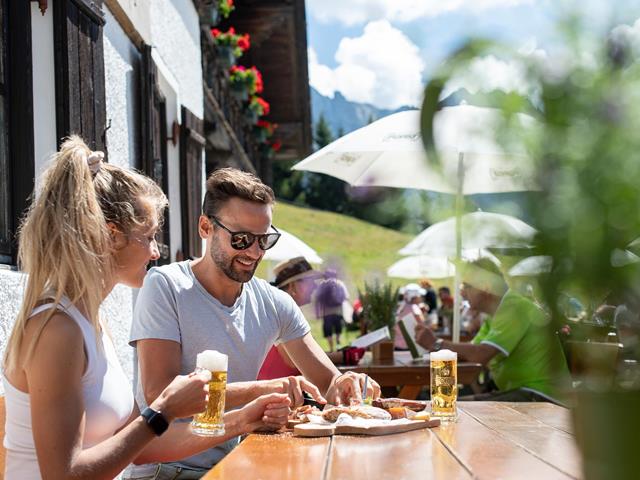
430,349,458,422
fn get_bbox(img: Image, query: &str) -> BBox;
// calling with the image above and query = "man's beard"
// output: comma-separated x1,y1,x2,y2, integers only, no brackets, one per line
210,237,259,283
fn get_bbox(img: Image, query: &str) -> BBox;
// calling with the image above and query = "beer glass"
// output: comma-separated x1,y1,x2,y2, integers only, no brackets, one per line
430,349,457,421
191,350,228,436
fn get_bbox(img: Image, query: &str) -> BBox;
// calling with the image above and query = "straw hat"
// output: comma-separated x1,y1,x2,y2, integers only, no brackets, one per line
273,256,322,288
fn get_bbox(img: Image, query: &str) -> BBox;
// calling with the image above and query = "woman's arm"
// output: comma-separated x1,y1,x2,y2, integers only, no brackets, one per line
26,313,209,480
134,392,291,464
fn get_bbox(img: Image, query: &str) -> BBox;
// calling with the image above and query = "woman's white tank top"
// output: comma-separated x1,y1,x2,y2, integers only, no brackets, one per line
2,298,134,479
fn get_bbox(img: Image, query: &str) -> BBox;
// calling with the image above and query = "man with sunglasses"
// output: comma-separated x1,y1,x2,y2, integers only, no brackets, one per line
126,168,379,480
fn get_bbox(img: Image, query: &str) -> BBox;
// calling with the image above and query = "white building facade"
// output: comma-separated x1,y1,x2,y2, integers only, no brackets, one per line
0,0,206,390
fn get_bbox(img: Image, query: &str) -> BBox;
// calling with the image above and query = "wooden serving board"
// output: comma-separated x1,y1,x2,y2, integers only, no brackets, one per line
293,418,440,437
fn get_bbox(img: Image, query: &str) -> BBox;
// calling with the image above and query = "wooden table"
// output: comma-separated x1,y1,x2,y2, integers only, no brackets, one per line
339,351,483,399
204,402,582,480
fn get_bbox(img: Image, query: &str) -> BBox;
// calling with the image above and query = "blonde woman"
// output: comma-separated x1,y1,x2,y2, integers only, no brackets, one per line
1,136,290,480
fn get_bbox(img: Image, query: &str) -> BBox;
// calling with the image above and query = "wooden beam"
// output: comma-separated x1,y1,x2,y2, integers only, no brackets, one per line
103,0,144,50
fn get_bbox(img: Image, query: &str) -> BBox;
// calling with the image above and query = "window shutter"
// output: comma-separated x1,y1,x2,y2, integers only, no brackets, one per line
140,44,171,265
53,0,106,152
180,106,205,260
1,0,34,263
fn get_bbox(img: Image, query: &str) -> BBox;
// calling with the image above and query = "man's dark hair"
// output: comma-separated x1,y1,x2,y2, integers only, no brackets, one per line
202,167,275,217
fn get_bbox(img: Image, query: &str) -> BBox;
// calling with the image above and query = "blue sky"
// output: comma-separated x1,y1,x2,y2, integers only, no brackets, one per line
305,0,640,109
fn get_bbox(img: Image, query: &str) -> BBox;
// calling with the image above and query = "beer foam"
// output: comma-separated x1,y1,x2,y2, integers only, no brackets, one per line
196,350,228,371
430,349,457,361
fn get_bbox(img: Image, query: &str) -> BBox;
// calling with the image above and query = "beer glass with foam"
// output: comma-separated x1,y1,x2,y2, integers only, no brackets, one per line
191,350,228,436
430,349,458,421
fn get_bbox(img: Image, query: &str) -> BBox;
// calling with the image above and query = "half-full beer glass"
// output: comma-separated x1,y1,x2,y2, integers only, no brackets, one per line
430,349,457,421
191,350,228,436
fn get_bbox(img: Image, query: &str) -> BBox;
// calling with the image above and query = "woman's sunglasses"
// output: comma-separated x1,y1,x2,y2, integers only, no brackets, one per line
209,216,281,251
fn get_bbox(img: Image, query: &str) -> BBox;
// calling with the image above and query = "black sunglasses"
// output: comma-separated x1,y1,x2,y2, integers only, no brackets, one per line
209,216,281,251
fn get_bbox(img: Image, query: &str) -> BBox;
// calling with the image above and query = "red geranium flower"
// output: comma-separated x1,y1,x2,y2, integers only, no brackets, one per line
272,139,282,152
237,34,250,51
256,97,270,116
251,67,264,93
211,28,221,38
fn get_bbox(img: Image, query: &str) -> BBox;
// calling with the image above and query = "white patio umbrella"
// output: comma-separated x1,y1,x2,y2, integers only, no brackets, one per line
262,228,323,264
508,256,553,277
292,107,537,194
400,212,537,257
293,106,538,341
388,249,496,279
388,256,456,280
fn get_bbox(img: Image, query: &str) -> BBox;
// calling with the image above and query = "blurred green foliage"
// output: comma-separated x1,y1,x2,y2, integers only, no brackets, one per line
359,280,399,339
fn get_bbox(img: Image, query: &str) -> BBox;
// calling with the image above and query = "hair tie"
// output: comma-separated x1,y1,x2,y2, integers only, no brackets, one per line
87,151,104,175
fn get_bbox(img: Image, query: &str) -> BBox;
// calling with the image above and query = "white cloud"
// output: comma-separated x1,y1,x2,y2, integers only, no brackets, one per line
442,55,531,98
308,48,337,98
307,0,536,26
308,20,425,109
439,40,549,99
611,18,640,54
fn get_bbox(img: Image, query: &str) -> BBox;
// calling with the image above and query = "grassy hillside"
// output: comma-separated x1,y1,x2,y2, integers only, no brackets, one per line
256,201,414,296
255,201,414,350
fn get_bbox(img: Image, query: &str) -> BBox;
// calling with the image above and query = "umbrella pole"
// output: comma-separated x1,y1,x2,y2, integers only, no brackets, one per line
453,153,465,343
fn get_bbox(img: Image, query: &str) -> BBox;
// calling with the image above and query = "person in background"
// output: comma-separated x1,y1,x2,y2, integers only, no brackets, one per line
395,283,427,350
438,286,454,334
419,279,439,329
315,269,351,352
415,257,571,404
258,257,322,379
1,137,289,480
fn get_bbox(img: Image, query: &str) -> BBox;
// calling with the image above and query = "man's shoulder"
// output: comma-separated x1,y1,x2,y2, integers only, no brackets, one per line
495,290,546,323
144,261,191,287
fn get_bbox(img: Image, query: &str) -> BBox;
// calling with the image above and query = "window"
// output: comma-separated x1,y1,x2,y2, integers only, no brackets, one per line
0,0,10,261
141,44,171,265
0,0,35,265
53,0,107,151
180,106,205,260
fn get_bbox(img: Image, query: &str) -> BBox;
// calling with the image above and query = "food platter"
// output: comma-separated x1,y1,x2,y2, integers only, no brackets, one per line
288,399,440,437
292,417,440,437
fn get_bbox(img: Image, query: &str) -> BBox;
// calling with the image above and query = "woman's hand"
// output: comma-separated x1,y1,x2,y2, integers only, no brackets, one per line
151,372,210,422
240,393,291,432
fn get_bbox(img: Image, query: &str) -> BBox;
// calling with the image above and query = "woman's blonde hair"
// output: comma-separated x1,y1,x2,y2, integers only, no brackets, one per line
3,135,167,372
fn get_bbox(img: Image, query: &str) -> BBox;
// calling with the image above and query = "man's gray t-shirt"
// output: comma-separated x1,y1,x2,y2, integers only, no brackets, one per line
129,261,310,471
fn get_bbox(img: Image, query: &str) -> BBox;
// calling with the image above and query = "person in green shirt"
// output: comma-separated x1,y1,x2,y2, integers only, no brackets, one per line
415,257,571,403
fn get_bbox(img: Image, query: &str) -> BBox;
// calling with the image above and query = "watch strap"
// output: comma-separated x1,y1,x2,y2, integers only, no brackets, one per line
141,407,169,436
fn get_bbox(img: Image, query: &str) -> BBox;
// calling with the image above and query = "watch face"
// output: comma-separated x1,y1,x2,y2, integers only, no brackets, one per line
143,408,169,436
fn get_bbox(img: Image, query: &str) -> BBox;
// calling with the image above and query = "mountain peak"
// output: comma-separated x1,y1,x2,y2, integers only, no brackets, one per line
310,87,409,137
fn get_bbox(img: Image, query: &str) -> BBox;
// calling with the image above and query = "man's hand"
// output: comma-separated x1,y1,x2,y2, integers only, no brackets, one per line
240,393,291,432
325,371,381,405
270,376,327,408
415,322,437,350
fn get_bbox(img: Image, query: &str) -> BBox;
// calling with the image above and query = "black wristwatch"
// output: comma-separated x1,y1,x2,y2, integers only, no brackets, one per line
141,407,169,436
431,338,445,352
